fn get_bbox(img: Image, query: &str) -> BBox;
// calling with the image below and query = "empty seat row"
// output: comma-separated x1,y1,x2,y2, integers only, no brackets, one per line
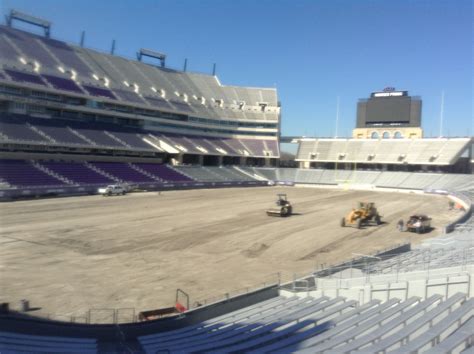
0,330,97,354
296,138,471,165
137,293,471,353
252,168,473,192
0,114,278,157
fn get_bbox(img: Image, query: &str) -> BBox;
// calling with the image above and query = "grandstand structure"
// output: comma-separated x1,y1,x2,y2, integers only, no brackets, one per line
296,137,472,172
0,11,280,198
295,87,472,173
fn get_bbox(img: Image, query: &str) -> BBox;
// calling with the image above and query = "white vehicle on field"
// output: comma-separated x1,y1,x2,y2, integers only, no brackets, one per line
98,184,126,196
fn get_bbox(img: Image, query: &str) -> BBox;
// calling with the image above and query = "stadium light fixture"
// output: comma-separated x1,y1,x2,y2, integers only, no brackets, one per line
33,61,40,72
58,66,65,73
92,74,99,80
137,48,166,68
19,57,27,65
151,87,157,93
70,70,77,80
7,10,51,38
133,83,139,93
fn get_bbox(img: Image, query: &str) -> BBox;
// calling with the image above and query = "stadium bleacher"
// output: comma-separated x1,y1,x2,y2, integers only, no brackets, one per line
0,331,97,353
134,293,473,353
0,114,279,157
132,163,192,182
0,22,281,168
40,161,114,185
0,159,66,187
253,167,474,192
0,24,279,122
296,138,472,165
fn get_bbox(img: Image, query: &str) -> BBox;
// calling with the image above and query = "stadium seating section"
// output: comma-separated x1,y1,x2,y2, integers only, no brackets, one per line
0,114,279,157
1,162,473,192
297,138,472,165
137,293,473,353
0,25,280,122
0,331,97,353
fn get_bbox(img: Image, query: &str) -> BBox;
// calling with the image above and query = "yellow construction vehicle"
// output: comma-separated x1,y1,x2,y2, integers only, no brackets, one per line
341,202,382,229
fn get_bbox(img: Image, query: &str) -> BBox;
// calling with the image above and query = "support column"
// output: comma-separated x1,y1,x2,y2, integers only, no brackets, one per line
240,156,247,166
171,154,183,165
217,155,223,166
299,161,310,169
198,155,204,166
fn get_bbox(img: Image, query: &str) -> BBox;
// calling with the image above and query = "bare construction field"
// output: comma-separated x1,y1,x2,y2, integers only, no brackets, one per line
0,186,462,320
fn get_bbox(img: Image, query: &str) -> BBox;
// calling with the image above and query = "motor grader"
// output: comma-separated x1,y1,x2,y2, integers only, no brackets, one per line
266,194,292,217
340,202,381,229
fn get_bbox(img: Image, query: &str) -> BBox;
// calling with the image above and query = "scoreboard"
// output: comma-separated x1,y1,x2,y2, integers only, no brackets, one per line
357,89,421,128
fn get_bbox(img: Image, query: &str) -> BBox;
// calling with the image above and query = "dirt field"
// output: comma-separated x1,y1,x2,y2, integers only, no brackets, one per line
0,186,462,320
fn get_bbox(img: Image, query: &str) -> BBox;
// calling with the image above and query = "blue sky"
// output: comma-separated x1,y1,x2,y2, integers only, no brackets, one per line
1,0,472,143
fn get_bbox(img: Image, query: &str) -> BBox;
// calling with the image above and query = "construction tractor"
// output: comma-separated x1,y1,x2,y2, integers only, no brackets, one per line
341,202,382,229
266,194,293,217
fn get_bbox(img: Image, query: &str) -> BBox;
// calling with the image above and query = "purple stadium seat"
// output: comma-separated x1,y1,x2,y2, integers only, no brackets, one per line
132,163,193,182
188,136,221,154
40,37,92,76
163,134,202,154
74,129,126,147
220,138,249,155
208,138,240,155
0,160,66,187
88,162,156,183
41,161,114,185
83,85,117,100
0,35,20,61
43,75,83,93
107,131,155,150
2,27,58,68
0,116,49,142
241,139,265,156
266,139,280,156
144,96,173,110
5,69,46,86
28,118,90,145
113,89,146,105
169,100,194,113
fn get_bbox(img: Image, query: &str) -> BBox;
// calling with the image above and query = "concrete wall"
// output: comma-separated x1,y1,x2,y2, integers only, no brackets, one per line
0,285,279,341
0,180,268,201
